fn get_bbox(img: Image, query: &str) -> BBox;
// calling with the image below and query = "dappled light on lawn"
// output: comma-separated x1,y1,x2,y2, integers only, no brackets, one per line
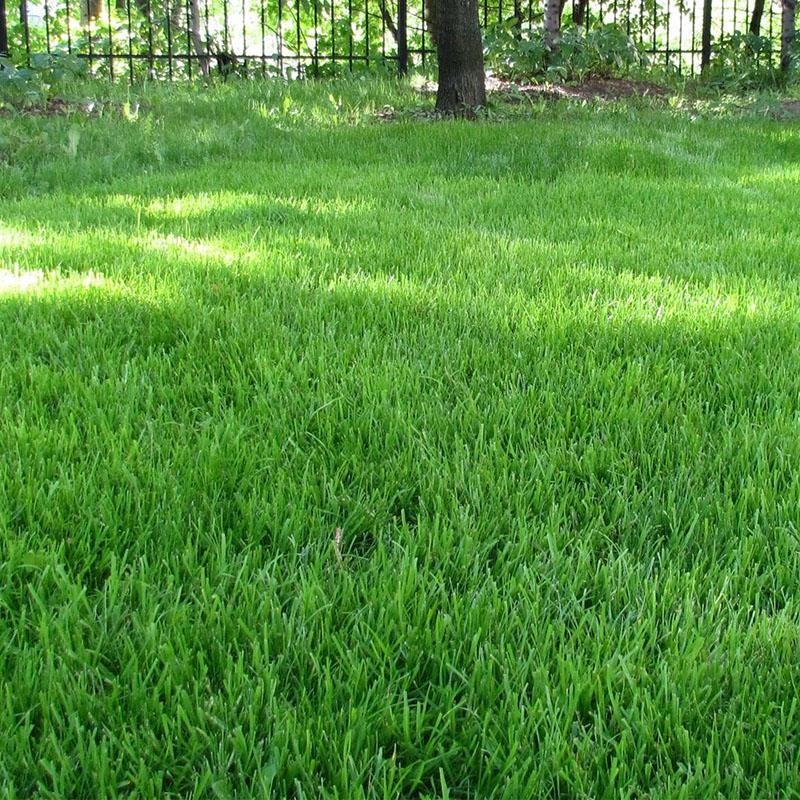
0,268,109,296
0,268,44,294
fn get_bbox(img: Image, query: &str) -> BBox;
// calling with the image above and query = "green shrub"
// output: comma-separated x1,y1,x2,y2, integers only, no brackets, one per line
484,22,645,82
0,50,87,107
705,32,782,90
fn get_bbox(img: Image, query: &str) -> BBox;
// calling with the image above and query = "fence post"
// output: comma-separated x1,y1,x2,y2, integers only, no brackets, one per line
0,0,8,57
700,0,712,71
397,0,408,74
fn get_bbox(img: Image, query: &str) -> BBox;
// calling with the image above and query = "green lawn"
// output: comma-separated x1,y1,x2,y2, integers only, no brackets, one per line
2,82,800,798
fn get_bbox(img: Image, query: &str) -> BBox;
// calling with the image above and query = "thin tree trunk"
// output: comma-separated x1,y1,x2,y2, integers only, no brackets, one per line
782,0,797,71
81,0,104,23
543,0,563,51
379,0,398,41
749,0,766,35
0,0,8,57
573,0,588,26
188,0,210,75
168,0,182,30
434,0,486,115
544,0,569,60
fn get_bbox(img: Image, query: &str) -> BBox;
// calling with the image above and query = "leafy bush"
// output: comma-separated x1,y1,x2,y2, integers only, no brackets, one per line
483,21,549,79
558,24,644,79
705,32,782,90
0,51,87,107
484,22,644,82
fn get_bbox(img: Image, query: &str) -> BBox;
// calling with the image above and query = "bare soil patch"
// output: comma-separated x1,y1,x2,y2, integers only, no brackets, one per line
487,76,672,102
774,99,800,119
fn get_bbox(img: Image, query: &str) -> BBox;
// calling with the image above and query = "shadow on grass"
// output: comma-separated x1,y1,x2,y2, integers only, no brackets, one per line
2,138,799,295
2,258,798,569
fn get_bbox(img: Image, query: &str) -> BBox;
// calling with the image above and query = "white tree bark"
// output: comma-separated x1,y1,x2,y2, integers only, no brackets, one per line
781,0,797,71
543,0,564,54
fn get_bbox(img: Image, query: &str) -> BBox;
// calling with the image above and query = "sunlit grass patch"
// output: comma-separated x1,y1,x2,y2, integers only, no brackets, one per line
0,266,110,295
0,267,45,293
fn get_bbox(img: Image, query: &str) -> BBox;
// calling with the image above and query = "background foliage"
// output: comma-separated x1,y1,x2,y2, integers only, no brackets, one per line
1,0,793,85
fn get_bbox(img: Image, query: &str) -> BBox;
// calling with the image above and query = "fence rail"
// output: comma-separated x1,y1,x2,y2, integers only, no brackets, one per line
0,0,788,80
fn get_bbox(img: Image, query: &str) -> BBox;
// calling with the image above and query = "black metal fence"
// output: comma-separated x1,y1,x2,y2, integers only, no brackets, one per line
0,0,788,80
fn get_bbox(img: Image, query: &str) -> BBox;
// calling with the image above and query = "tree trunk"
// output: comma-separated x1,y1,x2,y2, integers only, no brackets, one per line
188,0,210,75
434,0,486,115
81,0,104,23
543,0,563,51
379,0,398,41
168,0,182,31
0,0,8,57
544,0,569,59
749,0,766,35
573,0,588,27
782,0,797,71
426,0,439,47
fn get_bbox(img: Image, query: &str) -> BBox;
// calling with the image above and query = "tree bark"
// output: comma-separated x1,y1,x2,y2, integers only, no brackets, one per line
188,0,210,75
426,0,439,47
749,0,766,35
81,0,105,23
379,0,398,41
543,0,563,51
700,0,712,71
544,0,569,58
573,0,588,27
167,0,182,31
434,0,486,114
782,0,797,71
0,0,8,57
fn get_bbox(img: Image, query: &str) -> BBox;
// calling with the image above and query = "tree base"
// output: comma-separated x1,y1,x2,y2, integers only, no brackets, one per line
435,72,487,117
